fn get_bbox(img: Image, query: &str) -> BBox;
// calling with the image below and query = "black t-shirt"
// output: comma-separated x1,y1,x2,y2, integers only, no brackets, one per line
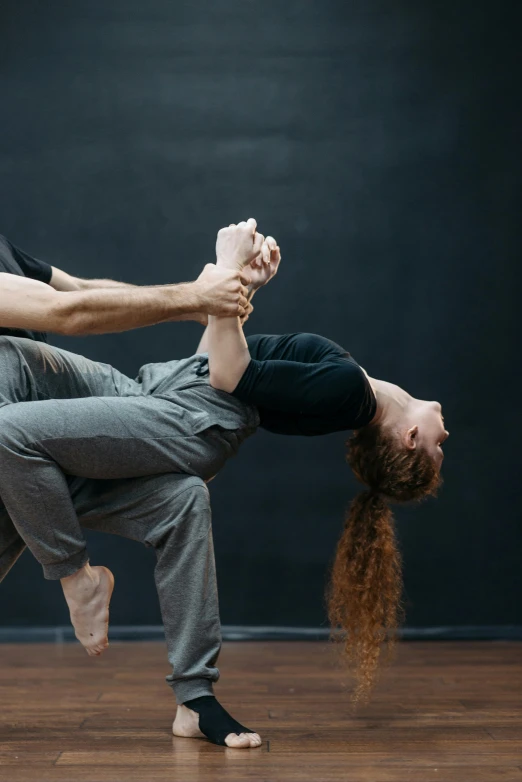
0,234,53,343
232,333,377,436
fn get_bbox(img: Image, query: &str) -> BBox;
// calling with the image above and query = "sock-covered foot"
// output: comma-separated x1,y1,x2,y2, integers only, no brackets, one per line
172,696,262,748
61,565,114,657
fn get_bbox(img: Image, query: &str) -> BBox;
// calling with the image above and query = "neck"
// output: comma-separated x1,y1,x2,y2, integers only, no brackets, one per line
366,376,413,426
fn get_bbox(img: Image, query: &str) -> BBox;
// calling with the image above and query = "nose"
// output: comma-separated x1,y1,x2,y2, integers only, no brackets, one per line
431,401,442,412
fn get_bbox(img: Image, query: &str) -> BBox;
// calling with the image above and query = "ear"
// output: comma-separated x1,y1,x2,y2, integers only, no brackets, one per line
404,425,419,451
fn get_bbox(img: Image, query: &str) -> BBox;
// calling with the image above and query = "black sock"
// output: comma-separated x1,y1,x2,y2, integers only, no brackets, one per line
183,695,253,746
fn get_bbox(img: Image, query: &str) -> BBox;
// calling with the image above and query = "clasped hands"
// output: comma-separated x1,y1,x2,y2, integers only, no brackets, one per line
196,218,281,323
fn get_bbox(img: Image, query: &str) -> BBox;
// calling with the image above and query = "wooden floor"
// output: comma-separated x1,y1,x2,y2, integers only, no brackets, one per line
0,641,521,781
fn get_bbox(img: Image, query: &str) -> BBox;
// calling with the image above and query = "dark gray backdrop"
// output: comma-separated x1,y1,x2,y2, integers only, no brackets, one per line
1,0,520,632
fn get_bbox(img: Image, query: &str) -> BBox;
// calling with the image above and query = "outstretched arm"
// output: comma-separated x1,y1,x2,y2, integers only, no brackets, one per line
49,267,139,291
201,221,280,382
0,263,250,336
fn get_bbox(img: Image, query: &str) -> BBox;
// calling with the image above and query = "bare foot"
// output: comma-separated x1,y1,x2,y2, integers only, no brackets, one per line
61,564,114,657
172,703,262,748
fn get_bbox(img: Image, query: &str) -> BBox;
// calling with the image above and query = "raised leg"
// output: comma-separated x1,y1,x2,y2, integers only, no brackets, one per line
0,335,257,668
0,394,250,580
0,391,251,655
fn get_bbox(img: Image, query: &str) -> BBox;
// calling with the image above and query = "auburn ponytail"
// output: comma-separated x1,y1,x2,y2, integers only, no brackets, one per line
327,490,403,703
327,423,442,703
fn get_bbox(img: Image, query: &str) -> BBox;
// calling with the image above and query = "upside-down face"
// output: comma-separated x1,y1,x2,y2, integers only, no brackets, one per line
408,400,450,470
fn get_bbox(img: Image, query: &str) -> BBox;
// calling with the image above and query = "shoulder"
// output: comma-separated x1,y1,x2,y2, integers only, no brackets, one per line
326,355,369,389
0,234,21,276
325,355,375,405
296,332,350,357
305,357,369,412
0,234,21,273
0,234,13,257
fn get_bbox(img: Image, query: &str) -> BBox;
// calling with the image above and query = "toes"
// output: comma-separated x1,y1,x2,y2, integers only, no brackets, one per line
224,732,261,748
84,638,108,656
86,644,105,657
225,732,251,748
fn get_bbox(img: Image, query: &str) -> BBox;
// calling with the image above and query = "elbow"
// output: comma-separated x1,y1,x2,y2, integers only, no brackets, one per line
59,316,88,336
208,369,236,394
48,302,89,336
52,316,83,336
209,356,250,394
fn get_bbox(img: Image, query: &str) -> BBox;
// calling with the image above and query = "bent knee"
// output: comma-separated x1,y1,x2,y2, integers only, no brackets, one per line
143,476,211,548
153,474,210,506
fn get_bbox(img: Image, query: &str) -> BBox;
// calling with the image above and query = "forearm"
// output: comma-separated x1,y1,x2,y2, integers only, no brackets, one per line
202,222,279,386
75,278,139,290
196,284,256,355
49,267,139,292
196,326,210,354
51,267,188,292
207,315,251,393
1,280,202,336
53,283,203,334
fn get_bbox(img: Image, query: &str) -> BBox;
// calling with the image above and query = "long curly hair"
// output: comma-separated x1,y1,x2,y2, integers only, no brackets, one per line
327,422,442,703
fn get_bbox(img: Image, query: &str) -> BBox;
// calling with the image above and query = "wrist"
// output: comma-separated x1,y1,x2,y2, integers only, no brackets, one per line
215,254,245,274
174,281,205,314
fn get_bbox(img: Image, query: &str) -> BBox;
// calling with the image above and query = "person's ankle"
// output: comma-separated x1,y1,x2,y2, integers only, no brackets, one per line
61,562,95,590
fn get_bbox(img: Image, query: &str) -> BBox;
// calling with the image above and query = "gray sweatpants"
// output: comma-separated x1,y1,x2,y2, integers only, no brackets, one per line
0,337,259,703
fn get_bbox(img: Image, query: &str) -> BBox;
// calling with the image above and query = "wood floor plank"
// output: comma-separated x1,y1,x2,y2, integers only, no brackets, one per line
0,641,520,781
3,768,522,782
488,727,522,740
0,751,60,764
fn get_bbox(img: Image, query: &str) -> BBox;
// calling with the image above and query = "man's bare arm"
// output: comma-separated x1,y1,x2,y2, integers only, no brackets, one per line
0,265,249,336
49,267,138,291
